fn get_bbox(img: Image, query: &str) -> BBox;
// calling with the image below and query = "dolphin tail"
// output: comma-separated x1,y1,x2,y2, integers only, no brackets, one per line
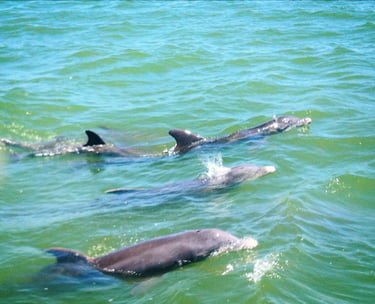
84,130,106,146
46,247,92,264
168,129,205,153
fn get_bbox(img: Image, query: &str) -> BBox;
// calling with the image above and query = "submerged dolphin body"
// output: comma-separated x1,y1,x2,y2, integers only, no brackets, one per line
105,163,276,195
168,115,312,154
0,130,141,157
46,229,258,278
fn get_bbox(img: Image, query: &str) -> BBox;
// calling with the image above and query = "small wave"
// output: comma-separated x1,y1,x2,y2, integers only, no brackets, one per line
245,253,280,283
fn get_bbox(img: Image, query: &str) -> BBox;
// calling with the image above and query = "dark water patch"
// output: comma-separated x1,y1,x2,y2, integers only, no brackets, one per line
356,20,375,32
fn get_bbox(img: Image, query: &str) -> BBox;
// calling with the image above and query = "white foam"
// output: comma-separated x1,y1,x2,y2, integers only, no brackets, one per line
222,263,234,275
245,253,280,283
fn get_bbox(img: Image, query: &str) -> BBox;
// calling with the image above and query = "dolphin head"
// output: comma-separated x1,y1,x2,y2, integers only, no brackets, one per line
204,164,276,188
274,116,312,132
225,164,276,184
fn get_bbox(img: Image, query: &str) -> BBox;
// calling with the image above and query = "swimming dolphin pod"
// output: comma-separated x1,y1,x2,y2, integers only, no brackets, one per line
2,114,309,281
46,229,258,278
105,163,276,194
168,115,312,154
0,115,311,158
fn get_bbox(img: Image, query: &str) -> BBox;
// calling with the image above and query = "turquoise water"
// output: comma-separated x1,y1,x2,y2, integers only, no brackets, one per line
1,1,374,303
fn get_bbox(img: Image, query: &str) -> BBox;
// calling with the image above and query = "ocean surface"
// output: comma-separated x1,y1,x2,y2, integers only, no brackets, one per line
0,1,374,303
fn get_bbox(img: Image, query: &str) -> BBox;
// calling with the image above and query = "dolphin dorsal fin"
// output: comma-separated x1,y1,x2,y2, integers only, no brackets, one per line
46,247,90,264
84,130,106,146
168,129,205,152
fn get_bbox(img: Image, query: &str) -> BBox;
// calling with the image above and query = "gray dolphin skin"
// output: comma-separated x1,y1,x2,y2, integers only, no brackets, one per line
46,229,258,278
105,163,276,194
168,115,312,154
0,130,140,157
1,115,311,158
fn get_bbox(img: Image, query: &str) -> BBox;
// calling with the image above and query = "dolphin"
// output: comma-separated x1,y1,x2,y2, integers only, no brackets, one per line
105,163,276,195
46,229,258,278
0,130,142,158
167,115,312,154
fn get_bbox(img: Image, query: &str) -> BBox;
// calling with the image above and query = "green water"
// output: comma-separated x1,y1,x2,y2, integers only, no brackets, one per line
1,1,374,303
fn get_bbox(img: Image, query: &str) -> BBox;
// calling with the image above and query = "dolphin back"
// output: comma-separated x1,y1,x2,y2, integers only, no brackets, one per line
92,229,242,276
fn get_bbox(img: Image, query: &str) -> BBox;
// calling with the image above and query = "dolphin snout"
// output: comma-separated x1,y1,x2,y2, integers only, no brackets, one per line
241,237,258,249
263,166,276,174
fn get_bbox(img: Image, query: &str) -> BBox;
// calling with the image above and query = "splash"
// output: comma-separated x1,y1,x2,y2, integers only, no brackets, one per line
245,253,280,283
222,264,234,275
199,153,230,181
